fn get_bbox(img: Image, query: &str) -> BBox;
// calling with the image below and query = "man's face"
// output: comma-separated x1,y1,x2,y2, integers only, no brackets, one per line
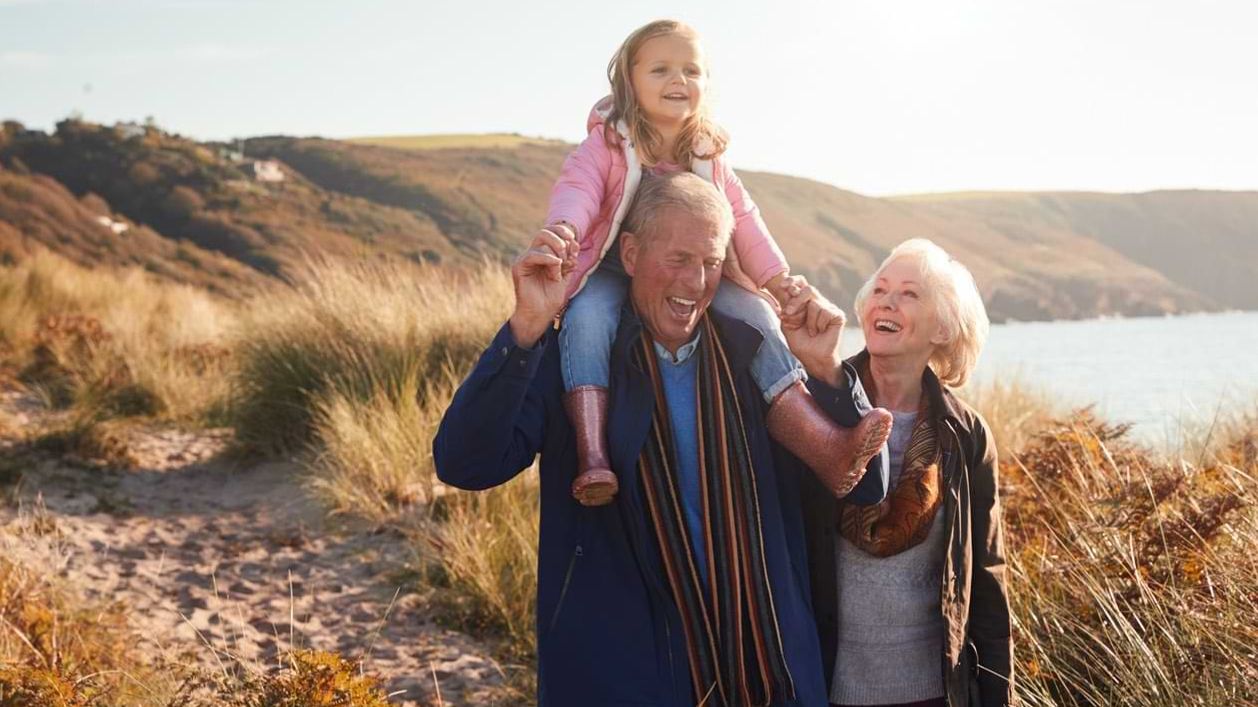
622,207,726,353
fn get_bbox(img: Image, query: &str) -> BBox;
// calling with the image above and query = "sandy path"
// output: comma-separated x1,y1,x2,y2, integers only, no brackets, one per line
0,391,512,706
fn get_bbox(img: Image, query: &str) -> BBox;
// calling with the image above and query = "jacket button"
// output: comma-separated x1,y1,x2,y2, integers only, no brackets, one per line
500,346,509,356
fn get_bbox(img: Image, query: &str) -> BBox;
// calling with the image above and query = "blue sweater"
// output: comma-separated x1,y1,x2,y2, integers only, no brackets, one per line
654,334,707,581
433,309,888,706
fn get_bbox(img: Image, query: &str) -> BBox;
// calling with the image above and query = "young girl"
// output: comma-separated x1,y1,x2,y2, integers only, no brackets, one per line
543,19,891,506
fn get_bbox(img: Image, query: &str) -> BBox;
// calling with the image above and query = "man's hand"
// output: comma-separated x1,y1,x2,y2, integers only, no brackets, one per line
779,280,847,388
509,227,578,348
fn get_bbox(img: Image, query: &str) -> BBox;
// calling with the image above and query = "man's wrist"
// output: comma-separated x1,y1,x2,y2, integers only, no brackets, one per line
508,314,550,349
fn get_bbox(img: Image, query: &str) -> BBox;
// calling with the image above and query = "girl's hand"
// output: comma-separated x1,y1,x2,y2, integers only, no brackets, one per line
779,276,844,336
775,274,811,330
543,222,579,276
764,271,796,309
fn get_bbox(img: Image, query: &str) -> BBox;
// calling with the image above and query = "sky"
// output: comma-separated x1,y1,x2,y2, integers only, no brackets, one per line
2,0,1256,196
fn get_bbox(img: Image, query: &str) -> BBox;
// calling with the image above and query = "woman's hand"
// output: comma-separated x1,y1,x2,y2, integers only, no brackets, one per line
777,274,843,336
779,278,847,387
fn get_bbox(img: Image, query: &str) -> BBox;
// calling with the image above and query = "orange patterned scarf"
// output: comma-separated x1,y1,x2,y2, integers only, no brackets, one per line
838,389,944,557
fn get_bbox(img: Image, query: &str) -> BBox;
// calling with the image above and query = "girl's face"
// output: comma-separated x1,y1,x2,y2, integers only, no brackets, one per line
630,33,706,129
860,256,947,361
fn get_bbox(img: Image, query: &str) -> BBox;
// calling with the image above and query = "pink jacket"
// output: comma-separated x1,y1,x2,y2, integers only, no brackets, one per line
546,97,789,301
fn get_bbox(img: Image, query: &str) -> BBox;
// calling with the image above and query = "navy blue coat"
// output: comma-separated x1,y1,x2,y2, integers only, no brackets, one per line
433,310,888,706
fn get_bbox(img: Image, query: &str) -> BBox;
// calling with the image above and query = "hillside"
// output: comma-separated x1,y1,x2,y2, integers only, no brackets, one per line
242,135,568,259
0,166,264,297
0,120,471,288
2,119,1254,320
736,173,1215,321
891,190,1258,312
242,134,1231,320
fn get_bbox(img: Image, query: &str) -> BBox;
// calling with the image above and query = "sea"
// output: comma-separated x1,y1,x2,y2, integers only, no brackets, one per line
839,310,1258,445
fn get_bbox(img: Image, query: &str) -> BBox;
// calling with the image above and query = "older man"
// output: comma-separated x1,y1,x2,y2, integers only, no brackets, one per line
434,172,888,706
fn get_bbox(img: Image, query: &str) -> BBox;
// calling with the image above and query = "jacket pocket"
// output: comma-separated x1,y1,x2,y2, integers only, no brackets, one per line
966,640,983,707
547,542,583,635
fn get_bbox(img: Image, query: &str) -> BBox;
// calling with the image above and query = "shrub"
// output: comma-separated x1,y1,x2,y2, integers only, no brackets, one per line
0,250,238,423
238,650,392,707
1005,411,1257,706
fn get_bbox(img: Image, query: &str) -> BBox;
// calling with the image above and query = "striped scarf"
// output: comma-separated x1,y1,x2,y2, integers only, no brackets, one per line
633,315,794,707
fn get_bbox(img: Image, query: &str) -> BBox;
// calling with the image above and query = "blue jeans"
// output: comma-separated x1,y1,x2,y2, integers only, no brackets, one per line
560,266,806,404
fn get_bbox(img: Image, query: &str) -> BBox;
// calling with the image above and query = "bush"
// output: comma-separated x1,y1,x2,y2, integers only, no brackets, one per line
164,185,206,220
1005,411,1257,706
0,250,238,423
0,543,157,705
238,650,392,707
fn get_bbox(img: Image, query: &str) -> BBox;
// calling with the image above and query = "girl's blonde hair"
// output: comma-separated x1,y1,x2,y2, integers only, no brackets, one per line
606,19,729,168
854,238,991,388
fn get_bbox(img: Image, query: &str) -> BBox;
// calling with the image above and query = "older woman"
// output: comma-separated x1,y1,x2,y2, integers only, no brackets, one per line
793,238,1013,707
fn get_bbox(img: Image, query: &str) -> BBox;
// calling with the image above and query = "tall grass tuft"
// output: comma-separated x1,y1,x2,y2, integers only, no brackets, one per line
230,257,512,455
0,249,237,423
234,258,545,668
963,375,1058,455
305,370,455,521
424,468,542,660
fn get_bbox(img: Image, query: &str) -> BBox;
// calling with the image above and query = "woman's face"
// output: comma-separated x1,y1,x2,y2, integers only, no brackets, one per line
860,256,947,361
630,33,706,129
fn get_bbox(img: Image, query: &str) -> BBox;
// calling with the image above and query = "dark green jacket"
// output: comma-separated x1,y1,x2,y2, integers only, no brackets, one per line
801,351,1014,706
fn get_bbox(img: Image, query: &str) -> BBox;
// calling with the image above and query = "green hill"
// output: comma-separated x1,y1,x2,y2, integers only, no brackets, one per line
2,119,1253,321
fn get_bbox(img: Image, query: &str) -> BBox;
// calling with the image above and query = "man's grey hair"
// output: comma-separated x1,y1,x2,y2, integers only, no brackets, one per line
622,171,734,248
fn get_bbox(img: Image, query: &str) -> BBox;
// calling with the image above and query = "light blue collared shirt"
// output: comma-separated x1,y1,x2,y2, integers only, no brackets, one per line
653,331,707,581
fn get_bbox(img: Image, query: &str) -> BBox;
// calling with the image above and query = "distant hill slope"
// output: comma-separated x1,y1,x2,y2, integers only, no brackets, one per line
734,173,1215,321
243,135,1226,320
891,190,1258,312
347,133,566,151
243,135,568,259
1,121,470,286
2,120,1253,320
0,162,265,297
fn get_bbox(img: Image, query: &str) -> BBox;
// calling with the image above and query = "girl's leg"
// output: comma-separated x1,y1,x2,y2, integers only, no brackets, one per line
712,281,804,404
559,267,629,506
560,269,628,391
712,281,892,500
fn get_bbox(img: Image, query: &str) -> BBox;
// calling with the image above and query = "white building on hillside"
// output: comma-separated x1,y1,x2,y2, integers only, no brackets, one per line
253,160,285,182
116,122,146,140
95,215,129,234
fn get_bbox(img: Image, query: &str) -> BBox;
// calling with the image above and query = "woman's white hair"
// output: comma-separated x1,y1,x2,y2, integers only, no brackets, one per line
854,238,990,387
